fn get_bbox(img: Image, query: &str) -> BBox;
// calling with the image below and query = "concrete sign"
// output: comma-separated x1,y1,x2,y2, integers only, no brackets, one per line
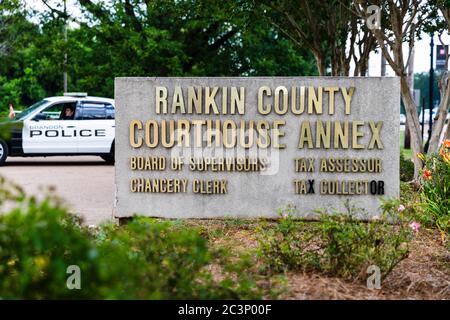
114,77,400,219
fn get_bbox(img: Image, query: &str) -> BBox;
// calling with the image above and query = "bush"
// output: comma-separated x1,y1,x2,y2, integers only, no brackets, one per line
257,203,412,281
397,182,434,229
256,207,320,274
94,219,262,299
0,176,262,299
418,140,450,239
0,194,104,299
400,152,414,182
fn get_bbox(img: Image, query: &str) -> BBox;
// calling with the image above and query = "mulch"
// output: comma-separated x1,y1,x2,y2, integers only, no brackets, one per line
188,220,450,300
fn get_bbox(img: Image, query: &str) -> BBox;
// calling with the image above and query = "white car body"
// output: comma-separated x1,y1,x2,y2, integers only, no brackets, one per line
0,94,115,165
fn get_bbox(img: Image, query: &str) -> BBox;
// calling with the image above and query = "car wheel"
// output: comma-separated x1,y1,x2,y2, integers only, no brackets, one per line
101,154,115,164
0,139,9,166
100,142,114,164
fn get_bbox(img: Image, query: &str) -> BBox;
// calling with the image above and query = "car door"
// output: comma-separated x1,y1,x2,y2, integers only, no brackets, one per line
22,102,78,154
76,102,115,153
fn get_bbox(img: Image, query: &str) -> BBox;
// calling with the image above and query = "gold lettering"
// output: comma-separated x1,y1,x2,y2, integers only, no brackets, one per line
231,87,245,115
298,121,313,149
341,87,355,115
274,86,288,115
324,86,339,115
155,86,168,114
334,121,349,149
258,86,271,115
205,87,219,114
145,120,159,148
352,120,364,149
368,121,383,149
129,120,143,148
308,86,323,114
291,86,305,115
223,120,237,148
316,120,331,149
273,120,286,149
187,86,202,114
171,86,186,114
256,121,270,148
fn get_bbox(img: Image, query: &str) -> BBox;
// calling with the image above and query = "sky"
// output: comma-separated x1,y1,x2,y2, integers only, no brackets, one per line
26,0,448,76
367,32,450,76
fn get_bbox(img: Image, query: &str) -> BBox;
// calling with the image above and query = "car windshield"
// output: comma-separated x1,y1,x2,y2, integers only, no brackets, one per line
16,100,49,120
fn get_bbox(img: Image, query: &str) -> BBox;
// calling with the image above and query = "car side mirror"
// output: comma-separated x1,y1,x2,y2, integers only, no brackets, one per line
32,113,47,121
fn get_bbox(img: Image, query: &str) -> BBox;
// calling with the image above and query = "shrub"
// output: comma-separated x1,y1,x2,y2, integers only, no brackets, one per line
256,206,321,274
0,176,262,299
257,203,412,281
0,195,104,299
314,211,411,280
396,182,434,229
94,219,262,299
400,152,414,182
418,140,450,239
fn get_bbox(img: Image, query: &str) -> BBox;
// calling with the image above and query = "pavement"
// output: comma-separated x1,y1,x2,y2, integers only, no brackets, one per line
0,156,115,225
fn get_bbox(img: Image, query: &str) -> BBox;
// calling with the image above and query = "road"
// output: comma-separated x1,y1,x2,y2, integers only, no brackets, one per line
0,156,114,225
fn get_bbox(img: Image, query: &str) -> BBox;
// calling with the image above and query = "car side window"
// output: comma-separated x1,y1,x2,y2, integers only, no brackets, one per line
105,104,115,119
80,103,111,120
37,102,77,120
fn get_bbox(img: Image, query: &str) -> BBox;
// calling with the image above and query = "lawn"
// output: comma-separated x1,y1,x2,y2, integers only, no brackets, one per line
400,130,413,159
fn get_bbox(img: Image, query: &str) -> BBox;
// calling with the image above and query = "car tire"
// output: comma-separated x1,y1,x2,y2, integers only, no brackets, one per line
0,139,9,166
101,154,114,164
100,141,115,165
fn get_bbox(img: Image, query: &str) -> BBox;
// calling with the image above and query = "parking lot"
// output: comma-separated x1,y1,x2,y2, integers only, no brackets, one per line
0,156,114,225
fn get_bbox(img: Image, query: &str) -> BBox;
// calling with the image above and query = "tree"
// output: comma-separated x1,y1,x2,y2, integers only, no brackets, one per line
428,0,450,152
1,0,317,106
257,0,377,76
63,0,316,96
354,0,431,180
0,0,47,109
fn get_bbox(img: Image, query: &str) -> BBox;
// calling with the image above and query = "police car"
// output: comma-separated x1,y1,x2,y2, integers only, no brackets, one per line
0,93,115,165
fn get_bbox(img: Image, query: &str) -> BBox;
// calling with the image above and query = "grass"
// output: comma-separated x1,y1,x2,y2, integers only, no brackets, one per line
400,130,413,159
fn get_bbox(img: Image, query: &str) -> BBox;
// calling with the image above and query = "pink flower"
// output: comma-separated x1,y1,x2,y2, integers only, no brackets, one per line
398,204,405,213
409,221,420,233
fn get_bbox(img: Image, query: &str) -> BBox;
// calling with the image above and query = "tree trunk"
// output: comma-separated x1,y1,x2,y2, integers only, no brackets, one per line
404,119,411,148
358,59,368,77
314,53,326,76
429,73,450,152
404,48,415,150
446,120,450,139
400,76,424,180
381,55,386,76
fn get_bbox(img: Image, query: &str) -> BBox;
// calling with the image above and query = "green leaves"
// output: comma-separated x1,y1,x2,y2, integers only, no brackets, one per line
0,176,262,299
1,0,316,109
257,206,412,281
419,144,450,238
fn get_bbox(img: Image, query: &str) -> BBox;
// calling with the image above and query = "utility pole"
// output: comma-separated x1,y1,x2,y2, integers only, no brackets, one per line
425,34,434,152
63,0,68,93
